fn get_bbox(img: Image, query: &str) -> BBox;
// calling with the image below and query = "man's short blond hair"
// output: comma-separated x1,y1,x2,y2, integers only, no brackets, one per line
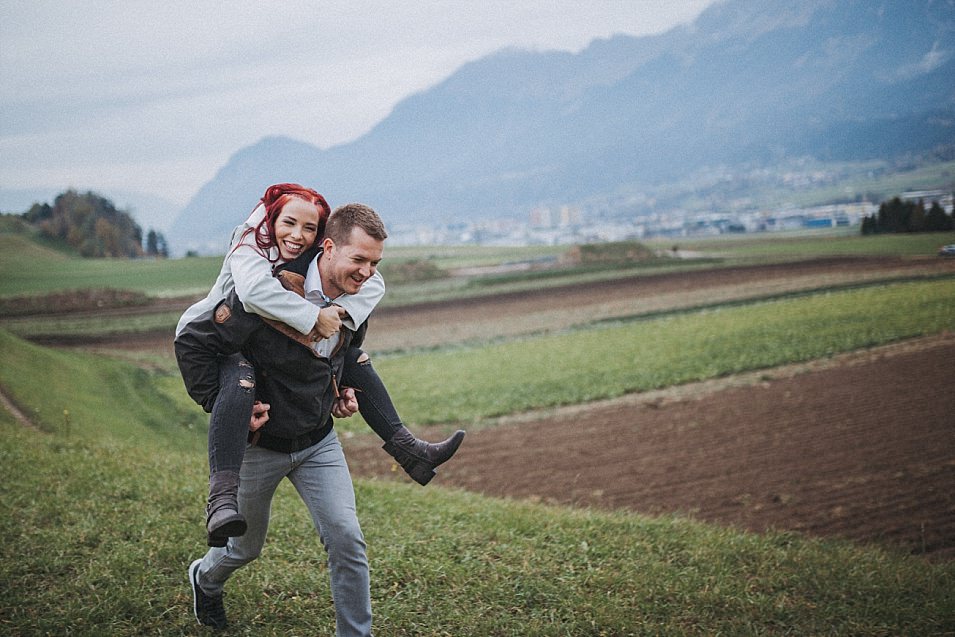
325,203,388,245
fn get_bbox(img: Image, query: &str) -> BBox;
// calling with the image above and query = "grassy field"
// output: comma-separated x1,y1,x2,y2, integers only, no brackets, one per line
8,274,953,434
1,333,952,636
666,229,955,260
3,228,953,301
0,233,225,298
3,231,955,634
0,330,205,442
3,229,953,346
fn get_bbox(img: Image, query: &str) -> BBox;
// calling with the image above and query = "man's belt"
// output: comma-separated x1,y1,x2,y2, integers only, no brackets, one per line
248,423,332,454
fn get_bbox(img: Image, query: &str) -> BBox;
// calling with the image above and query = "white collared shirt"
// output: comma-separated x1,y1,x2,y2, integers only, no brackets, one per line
304,255,340,358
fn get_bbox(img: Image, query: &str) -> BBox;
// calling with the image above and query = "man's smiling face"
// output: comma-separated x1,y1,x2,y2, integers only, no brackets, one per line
319,227,384,298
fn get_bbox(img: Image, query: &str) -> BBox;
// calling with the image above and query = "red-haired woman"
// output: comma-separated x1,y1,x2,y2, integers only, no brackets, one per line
175,184,463,547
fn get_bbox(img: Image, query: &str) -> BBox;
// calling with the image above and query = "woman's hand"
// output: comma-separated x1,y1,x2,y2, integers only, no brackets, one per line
313,305,347,340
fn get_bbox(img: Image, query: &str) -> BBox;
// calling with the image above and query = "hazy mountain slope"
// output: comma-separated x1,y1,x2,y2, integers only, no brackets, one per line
169,0,955,254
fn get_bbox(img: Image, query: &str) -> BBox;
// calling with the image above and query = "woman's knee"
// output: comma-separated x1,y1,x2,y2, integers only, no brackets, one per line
219,354,256,389
344,347,371,368
342,348,373,387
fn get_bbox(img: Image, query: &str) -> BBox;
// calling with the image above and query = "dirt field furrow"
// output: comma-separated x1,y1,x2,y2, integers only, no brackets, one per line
344,334,955,560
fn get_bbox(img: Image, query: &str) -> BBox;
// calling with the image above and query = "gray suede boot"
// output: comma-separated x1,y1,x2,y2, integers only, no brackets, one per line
206,470,247,547
382,427,466,486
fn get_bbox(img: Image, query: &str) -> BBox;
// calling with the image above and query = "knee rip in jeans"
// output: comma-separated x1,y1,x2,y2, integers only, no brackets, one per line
357,352,371,366
237,359,255,391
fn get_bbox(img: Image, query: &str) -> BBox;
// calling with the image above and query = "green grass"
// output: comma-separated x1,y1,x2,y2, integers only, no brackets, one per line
0,235,569,300
383,244,568,270
2,419,952,636
1,310,184,339
0,234,224,298
7,228,952,317
670,229,955,259
359,278,955,426
11,275,947,438
0,330,204,444
2,276,954,634
6,274,952,439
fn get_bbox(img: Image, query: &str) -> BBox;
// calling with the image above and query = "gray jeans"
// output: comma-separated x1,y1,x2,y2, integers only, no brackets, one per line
194,429,372,637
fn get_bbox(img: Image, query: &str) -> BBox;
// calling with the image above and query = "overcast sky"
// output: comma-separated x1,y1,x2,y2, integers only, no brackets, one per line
0,1,714,206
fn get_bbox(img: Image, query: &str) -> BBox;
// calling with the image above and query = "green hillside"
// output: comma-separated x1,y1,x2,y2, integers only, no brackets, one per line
2,229,955,634
0,329,204,445
1,331,953,635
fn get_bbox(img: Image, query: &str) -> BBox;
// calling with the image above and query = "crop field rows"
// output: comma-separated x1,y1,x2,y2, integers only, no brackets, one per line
329,254,955,561
3,235,955,635
345,333,955,560
361,255,955,353
5,253,955,350
7,253,954,561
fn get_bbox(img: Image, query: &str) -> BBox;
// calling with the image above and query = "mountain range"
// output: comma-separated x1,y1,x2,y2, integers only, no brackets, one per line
169,0,955,254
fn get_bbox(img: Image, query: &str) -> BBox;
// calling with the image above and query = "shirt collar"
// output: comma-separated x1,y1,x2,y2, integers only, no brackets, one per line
304,251,332,306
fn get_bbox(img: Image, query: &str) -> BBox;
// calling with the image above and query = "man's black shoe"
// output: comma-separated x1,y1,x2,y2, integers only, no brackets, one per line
189,559,227,629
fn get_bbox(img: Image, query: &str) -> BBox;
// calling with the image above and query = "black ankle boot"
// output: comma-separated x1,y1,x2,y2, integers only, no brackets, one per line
382,427,466,486
206,470,247,547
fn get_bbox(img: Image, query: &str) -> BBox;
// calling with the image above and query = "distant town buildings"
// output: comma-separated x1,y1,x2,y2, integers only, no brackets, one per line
389,191,953,247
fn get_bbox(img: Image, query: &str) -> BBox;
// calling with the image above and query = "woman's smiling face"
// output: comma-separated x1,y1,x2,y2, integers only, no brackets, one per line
273,198,320,260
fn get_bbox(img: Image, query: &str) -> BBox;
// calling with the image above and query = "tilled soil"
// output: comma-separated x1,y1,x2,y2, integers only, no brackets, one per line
343,334,955,560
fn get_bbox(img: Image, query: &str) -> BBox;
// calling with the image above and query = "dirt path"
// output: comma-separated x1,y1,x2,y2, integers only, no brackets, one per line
0,387,38,430
344,334,955,560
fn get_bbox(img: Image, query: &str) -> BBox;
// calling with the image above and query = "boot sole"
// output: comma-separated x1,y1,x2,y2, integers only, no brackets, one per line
407,463,437,486
207,515,248,547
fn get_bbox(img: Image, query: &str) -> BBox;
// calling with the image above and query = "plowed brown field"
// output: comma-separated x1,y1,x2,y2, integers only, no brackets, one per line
344,334,955,560
339,256,955,561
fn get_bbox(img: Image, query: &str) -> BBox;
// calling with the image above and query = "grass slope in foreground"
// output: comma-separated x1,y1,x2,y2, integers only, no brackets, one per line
0,332,953,635
2,419,953,636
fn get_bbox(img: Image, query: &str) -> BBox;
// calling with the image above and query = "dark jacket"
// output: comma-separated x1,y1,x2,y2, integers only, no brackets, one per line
174,248,367,450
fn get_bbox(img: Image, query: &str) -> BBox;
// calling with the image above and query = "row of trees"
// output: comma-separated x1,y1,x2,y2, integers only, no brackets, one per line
23,190,169,258
860,197,954,235
145,229,170,258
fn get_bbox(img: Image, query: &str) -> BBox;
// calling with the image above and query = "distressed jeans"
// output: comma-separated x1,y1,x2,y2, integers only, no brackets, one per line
195,430,373,637
208,353,256,474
